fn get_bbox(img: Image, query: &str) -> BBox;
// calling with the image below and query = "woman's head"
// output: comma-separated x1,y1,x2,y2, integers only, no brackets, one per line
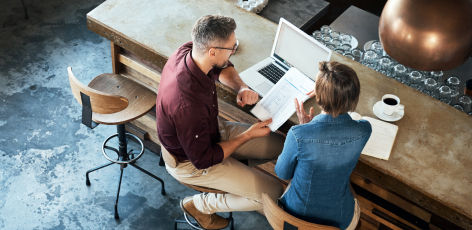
315,61,360,117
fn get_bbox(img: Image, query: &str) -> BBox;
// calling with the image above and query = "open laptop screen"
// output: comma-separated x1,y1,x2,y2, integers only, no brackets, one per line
272,18,332,80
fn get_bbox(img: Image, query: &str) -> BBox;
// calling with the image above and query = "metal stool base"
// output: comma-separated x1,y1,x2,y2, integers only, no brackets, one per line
85,124,165,220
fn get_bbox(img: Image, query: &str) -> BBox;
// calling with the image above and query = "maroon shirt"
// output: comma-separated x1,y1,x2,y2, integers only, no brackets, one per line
156,42,229,169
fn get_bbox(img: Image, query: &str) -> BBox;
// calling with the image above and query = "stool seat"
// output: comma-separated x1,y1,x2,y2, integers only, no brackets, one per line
68,67,165,220
88,73,155,125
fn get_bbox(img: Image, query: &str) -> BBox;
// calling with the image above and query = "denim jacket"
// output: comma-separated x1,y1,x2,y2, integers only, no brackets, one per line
275,113,372,229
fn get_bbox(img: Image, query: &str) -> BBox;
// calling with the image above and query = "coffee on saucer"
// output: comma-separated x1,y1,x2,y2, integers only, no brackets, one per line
381,94,403,116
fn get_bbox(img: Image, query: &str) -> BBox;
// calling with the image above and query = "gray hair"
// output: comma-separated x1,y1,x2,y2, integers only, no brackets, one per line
191,15,236,52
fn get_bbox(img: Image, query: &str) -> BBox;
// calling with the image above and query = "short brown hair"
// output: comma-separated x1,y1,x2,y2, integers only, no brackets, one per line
191,15,236,52
315,61,360,117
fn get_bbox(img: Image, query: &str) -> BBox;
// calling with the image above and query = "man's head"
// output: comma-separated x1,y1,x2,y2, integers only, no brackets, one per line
315,61,360,117
191,15,237,68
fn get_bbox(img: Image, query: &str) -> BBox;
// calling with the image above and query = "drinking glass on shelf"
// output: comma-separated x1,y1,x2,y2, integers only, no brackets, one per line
449,89,460,105
341,44,352,52
344,54,355,60
393,64,407,83
340,33,352,45
312,30,322,41
453,104,464,112
326,44,335,50
446,76,461,91
371,41,384,56
430,71,444,80
408,71,423,89
378,56,393,76
241,1,251,10
458,95,472,113
321,35,332,45
330,31,340,40
331,39,342,49
320,25,331,35
351,49,363,62
334,48,345,54
438,85,452,104
361,50,378,68
423,78,438,97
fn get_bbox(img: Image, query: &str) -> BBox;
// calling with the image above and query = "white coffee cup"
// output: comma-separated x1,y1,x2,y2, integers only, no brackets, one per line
381,94,404,116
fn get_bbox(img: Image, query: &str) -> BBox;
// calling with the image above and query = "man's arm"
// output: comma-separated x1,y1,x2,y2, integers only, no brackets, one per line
219,66,259,106
219,65,247,91
218,119,272,159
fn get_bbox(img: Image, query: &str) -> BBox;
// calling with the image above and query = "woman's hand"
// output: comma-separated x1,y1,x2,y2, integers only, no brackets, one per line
295,98,314,124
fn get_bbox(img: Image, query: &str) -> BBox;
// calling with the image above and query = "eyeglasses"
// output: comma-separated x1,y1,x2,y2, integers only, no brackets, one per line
212,40,239,53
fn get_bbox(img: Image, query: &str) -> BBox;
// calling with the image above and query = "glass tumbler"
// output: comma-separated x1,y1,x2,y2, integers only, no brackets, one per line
330,31,340,40
321,35,332,45
340,34,352,45
449,89,460,105
320,25,331,35
446,76,461,91
378,56,393,76
408,71,423,89
312,30,322,41
344,54,355,60
331,39,342,49
423,78,438,97
362,50,378,68
334,48,345,54
393,64,407,83
341,44,352,52
430,71,444,80
453,104,464,112
458,95,472,113
371,41,384,56
438,85,452,104
326,44,335,50
351,49,363,62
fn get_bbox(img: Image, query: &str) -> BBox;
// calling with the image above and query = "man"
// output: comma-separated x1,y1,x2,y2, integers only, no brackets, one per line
156,15,284,229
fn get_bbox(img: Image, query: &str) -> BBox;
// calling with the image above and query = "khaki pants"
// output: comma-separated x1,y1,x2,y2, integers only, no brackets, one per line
162,121,285,214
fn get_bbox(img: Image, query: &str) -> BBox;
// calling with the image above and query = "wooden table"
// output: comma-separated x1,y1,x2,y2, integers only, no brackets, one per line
87,0,472,229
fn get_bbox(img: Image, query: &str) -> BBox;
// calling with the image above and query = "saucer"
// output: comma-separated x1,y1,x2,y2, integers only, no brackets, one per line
373,101,404,122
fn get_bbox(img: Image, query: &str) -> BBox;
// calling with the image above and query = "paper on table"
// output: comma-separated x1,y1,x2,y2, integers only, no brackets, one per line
251,68,314,131
349,112,398,160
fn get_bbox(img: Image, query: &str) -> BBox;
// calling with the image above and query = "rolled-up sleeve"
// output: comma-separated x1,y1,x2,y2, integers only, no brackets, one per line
275,128,298,180
172,106,224,169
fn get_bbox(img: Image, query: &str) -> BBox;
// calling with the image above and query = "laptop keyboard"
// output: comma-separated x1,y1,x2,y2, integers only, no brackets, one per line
257,63,285,84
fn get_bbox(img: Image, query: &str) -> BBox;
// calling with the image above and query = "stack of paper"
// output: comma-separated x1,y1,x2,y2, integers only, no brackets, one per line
356,115,398,160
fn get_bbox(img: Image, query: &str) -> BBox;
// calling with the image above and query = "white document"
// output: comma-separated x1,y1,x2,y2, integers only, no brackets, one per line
349,112,398,160
251,68,315,131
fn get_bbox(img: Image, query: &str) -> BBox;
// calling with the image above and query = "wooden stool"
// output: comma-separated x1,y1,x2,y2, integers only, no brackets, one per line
175,182,234,230
262,193,340,230
67,67,165,219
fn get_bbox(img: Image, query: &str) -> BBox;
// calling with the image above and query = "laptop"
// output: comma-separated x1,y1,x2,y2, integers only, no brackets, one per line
240,18,332,96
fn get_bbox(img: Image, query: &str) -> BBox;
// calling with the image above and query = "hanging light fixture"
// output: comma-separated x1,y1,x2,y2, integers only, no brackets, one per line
379,0,472,70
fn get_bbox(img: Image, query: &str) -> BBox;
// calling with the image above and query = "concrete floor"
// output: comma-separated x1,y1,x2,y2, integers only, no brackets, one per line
0,0,276,229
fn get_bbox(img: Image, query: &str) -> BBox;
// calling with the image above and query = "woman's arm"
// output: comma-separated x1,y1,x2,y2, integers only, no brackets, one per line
275,128,298,180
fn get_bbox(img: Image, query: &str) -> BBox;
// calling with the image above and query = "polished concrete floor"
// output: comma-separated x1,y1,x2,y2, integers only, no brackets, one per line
0,0,287,229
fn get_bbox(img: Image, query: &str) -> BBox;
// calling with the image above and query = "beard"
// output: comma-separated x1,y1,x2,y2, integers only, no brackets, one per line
213,60,229,69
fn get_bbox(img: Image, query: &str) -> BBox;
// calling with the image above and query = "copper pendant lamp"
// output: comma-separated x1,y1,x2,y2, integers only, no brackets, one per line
379,0,472,70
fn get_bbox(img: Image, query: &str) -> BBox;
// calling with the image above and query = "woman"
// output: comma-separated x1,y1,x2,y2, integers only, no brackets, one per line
275,61,372,229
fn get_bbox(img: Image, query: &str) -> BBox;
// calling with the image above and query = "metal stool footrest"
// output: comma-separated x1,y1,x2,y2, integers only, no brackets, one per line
102,132,144,164
175,212,234,230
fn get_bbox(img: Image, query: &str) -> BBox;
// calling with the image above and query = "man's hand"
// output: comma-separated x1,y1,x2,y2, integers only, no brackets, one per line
295,98,314,124
243,119,272,139
237,87,259,107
